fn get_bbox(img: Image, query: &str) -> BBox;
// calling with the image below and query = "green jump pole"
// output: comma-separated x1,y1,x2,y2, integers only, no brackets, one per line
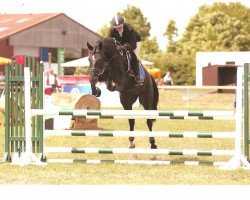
244,63,249,160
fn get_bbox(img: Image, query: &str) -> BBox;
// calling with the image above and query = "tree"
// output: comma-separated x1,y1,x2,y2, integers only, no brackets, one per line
118,5,151,41
139,37,159,60
178,2,250,54
98,24,109,38
165,2,250,85
150,52,195,85
164,19,178,53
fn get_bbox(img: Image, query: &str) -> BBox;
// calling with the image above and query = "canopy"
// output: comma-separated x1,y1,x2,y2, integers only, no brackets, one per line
61,57,89,68
61,57,153,68
140,59,154,66
0,57,11,65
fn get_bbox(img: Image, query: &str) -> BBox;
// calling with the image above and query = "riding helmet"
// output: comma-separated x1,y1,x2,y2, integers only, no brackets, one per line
111,15,124,27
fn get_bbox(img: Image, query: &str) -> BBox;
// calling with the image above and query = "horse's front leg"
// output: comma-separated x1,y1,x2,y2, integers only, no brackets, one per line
129,119,135,148
128,118,137,159
147,119,157,160
120,94,138,159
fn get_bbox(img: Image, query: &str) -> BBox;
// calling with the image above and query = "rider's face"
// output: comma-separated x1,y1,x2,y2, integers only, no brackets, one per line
115,24,123,33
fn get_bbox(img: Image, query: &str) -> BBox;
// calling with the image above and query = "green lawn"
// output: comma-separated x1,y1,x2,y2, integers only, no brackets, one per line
1,90,250,185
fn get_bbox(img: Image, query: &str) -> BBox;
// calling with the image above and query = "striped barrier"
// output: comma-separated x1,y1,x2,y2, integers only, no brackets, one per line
32,109,235,120
45,147,234,156
44,130,236,138
11,66,250,169
47,159,227,166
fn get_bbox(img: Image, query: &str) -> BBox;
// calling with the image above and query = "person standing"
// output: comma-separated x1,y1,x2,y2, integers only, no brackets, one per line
163,70,174,86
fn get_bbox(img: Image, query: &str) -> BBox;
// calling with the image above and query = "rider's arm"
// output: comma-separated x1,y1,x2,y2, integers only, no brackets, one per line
124,29,137,51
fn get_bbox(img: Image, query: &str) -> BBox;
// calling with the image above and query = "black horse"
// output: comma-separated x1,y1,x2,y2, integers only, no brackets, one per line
87,37,159,153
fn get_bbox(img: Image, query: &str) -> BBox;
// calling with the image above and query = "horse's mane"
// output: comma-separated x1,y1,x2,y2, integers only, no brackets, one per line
100,37,116,45
98,37,117,57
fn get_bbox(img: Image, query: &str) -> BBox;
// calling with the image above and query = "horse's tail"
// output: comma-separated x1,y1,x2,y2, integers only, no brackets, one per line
150,75,159,110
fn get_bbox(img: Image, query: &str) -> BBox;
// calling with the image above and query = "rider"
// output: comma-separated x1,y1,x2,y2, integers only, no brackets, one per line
108,15,143,86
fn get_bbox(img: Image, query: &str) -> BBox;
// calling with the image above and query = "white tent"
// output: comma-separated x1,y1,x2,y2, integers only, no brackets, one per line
61,57,89,67
140,59,154,66
61,57,153,68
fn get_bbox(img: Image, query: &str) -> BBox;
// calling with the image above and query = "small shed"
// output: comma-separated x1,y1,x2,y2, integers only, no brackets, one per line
196,52,250,86
202,64,237,86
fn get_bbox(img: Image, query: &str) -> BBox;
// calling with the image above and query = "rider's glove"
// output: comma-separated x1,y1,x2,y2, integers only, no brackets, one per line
117,45,125,51
124,43,130,50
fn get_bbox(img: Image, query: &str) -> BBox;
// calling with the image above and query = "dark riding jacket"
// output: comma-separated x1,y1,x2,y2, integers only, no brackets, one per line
108,23,138,51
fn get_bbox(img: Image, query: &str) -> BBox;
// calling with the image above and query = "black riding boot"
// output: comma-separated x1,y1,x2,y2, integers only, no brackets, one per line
133,62,143,86
129,51,143,86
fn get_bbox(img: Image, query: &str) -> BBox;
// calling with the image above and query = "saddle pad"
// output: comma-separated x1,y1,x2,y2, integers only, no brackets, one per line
139,63,145,80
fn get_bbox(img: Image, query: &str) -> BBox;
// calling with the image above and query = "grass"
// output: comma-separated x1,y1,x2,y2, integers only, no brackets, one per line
1,90,250,185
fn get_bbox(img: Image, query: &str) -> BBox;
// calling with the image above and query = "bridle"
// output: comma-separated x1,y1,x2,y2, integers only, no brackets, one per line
89,44,121,77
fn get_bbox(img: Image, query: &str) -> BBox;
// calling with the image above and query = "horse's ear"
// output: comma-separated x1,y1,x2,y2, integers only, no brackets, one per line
98,42,103,50
87,42,93,51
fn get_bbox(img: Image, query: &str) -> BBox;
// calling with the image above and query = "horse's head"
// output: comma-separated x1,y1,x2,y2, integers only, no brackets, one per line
87,41,107,97
87,38,127,95
87,41,106,84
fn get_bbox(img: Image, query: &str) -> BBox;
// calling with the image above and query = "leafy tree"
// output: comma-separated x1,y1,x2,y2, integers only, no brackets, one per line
178,2,250,54
167,2,250,85
150,52,195,85
164,19,178,53
98,24,110,38
117,5,151,41
139,37,159,60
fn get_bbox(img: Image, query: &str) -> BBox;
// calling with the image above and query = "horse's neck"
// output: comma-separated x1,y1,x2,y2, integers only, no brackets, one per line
107,54,128,84
102,39,129,82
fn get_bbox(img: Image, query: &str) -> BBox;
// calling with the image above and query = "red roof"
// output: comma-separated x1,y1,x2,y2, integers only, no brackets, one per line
0,13,64,40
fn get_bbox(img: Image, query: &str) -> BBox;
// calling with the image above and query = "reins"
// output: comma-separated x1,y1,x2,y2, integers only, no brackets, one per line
89,39,130,82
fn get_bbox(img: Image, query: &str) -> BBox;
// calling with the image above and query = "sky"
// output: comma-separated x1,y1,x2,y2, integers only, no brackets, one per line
1,0,250,50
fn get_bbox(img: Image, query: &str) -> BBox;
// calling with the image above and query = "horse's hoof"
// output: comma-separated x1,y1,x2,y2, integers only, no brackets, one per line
132,154,138,160
94,87,101,97
150,155,157,160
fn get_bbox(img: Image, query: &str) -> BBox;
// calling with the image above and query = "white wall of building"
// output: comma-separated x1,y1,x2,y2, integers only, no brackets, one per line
14,46,40,58
196,52,250,86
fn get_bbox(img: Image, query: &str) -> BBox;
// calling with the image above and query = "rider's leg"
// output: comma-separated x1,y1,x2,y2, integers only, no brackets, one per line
130,51,143,86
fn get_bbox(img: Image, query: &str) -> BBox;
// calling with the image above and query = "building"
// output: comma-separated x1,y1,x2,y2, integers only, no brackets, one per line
196,52,250,86
0,13,101,74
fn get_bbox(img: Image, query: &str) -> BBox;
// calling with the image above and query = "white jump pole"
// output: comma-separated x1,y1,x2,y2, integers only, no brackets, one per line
24,67,32,155
220,66,250,170
11,67,45,166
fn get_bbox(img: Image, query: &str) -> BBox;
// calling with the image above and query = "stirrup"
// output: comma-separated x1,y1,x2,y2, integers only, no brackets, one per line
135,75,143,86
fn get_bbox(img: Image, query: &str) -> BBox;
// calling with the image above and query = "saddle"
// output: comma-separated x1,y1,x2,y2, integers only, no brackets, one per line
117,48,138,78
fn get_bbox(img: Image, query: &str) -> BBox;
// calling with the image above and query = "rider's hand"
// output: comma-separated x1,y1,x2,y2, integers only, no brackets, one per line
124,43,130,50
117,45,125,51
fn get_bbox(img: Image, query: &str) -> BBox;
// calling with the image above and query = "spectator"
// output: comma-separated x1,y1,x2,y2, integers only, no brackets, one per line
52,74,61,93
163,70,174,86
0,71,4,82
45,69,61,95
